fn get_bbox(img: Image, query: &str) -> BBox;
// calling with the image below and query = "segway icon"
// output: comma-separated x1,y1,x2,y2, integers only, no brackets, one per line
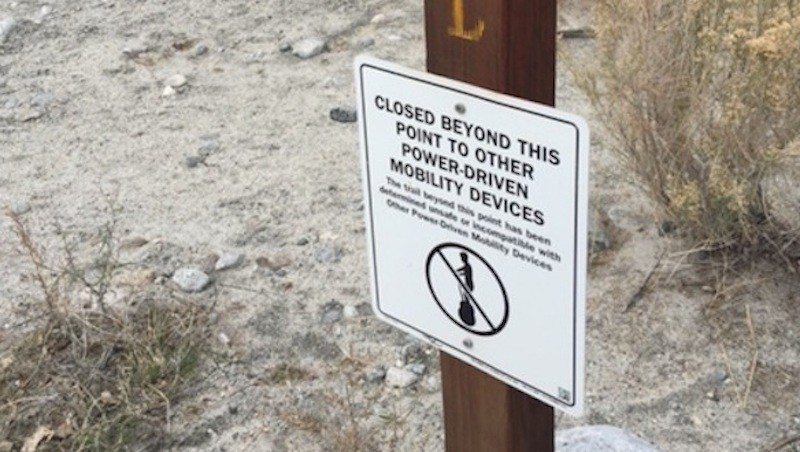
425,243,509,336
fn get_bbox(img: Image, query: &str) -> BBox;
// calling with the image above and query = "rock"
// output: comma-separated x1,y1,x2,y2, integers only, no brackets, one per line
296,237,309,246
343,305,358,318
315,245,342,264
162,85,177,98
198,139,221,157
292,37,327,59
0,17,17,43
330,107,357,123
185,155,204,168
34,6,52,24
0,78,6,89
215,253,244,271
218,332,231,346
256,253,292,271
556,426,658,452
9,200,31,215
401,343,425,364
409,363,427,375
365,366,386,383
0,440,12,452
172,268,211,293
278,42,292,53
165,74,188,88
30,92,55,108
385,367,419,388
713,369,728,383
371,13,387,25
195,43,209,56
320,300,343,324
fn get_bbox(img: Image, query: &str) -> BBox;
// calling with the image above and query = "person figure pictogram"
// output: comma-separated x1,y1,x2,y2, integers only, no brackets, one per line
456,252,476,326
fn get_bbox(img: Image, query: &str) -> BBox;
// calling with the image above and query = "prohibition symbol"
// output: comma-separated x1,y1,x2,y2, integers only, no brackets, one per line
425,243,509,336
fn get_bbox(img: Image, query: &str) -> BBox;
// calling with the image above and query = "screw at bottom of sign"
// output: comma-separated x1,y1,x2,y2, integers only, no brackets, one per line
463,338,473,349
559,388,572,403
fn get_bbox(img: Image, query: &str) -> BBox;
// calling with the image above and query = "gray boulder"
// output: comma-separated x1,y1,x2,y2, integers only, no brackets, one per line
557,425,659,452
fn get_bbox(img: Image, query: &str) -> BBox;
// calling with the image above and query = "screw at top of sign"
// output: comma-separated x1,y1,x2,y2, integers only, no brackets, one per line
455,103,466,115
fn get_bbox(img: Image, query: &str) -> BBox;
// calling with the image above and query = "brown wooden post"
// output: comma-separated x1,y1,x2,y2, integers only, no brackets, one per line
425,0,557,450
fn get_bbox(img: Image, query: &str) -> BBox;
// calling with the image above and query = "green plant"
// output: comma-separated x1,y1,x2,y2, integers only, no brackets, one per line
572,0,800,249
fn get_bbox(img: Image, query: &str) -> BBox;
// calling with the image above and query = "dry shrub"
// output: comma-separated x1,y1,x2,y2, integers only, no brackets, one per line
1,211,214,450
573,0,800,249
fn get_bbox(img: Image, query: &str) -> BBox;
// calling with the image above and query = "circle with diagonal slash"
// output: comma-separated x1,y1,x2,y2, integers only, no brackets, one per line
425,243,509,336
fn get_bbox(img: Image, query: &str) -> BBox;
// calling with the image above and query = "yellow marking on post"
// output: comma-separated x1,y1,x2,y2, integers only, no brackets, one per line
448,0,485,41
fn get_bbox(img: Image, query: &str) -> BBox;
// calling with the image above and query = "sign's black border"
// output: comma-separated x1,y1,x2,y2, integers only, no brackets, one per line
359,62,582,408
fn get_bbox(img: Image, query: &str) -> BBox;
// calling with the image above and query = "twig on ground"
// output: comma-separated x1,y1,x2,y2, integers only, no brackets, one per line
624,251,666,312
766,433,800,451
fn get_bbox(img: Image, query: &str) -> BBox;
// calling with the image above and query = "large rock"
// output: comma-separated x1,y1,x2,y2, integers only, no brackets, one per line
557,426,659,452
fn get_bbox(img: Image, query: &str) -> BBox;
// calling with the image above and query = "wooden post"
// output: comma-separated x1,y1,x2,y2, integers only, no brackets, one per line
425,0,557,450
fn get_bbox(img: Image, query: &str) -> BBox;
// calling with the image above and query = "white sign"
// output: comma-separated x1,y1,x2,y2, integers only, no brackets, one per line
355,56,589,415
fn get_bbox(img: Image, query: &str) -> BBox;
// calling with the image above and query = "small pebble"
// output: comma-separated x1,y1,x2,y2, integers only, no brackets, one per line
292,37,327,59
172,268,211,293
330,107,357,123
162,86,177,98
385,367,419,388
218,332,231,346
315,246,342,263
215,253,244,271
343,305,358,318
409,363,427,375
365,366,386,383
30,92,54,108
165,74,188,88
296,237,309,246
0,17,17,42
185,155,203,168
9,201,31,215
320,300,343,324
198,140,221,157
278,42,292,53
195,43,209,56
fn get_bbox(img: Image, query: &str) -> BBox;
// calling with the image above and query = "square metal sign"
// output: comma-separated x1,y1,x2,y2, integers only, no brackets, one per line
355,56,589,415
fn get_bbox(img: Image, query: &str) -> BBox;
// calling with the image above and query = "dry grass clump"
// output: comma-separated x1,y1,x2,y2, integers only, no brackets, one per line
573,0,800,250
1,212,214,451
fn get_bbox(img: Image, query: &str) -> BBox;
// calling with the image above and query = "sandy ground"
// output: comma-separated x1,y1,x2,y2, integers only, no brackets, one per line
1,0,798,450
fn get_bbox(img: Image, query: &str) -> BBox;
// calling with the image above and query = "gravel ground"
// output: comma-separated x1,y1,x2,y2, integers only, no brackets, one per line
1,0,798,450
